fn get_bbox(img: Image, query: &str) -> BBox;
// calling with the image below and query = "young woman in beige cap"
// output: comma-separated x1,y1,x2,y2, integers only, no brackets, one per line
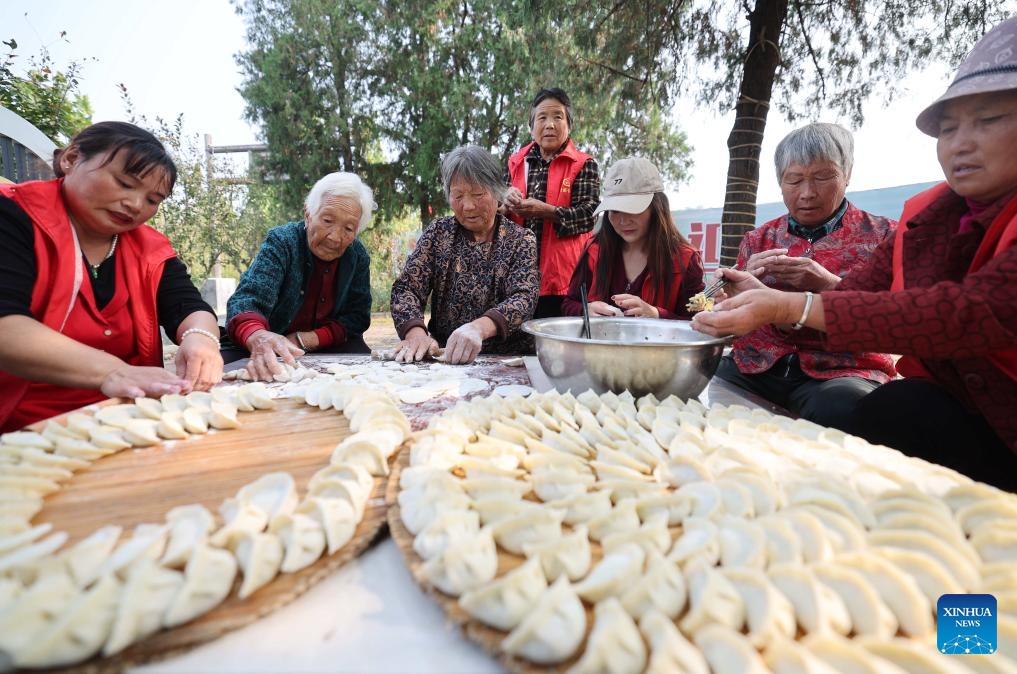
561,157,705,320
693,16,1017,490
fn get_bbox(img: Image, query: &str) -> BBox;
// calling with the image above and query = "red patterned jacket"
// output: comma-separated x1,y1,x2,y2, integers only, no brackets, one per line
826,186,1017,453
730,203,897,382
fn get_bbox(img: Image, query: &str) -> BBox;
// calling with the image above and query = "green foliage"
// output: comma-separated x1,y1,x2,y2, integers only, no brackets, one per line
118,87,287,286
1,36,93,143
359,208,422,312
233,0,693,228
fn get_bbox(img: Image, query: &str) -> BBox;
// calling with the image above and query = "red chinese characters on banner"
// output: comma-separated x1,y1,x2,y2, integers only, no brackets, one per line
688,222,722,271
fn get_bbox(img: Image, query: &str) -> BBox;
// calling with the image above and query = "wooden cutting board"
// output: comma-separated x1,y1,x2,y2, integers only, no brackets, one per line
28,396,391,674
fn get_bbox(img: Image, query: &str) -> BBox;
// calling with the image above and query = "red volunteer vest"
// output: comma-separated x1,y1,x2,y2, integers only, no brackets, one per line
0,180,175,430
891,182,1017,381
507,140,594,296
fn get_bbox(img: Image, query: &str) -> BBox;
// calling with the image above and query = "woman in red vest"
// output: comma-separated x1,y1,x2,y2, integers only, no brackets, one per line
693,16,1017,490
504,88,600,318
562,157,704,320
0,122,223,431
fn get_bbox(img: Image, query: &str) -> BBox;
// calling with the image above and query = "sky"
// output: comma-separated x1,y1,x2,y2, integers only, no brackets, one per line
2,0,953,209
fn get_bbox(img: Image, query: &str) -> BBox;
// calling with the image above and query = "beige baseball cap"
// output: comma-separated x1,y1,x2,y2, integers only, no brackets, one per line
593,157,664,215
916,15,1017,137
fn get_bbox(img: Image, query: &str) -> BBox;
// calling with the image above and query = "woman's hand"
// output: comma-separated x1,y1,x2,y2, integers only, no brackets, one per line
245,329,304,381
445,323,483,364
175,332,224,391
100,366,193,399
611,294,659,318
503,186,524,209
394,327,439,363
743,249,788,278
710,266,768,302
762,254,841,291
691,288,795,337
588,300,621,317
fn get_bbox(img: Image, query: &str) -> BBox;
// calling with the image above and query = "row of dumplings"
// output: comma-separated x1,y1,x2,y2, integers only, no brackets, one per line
399,389,1017,671
0,383,408,668
0,383,276,538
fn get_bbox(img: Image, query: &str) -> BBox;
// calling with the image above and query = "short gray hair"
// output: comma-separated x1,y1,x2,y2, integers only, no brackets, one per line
774,122,854,182
440,145,507,202
304,172,375,229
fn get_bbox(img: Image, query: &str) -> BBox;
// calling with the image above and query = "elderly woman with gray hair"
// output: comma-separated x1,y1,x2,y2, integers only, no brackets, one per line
225,172,375,381
712,122,897,430
391,145,539,364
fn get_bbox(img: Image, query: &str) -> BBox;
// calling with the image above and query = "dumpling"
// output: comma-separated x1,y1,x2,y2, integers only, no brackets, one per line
490,508,563,555
229,530,283,599
413,508,480,560
835,551,933,637
236,472,298,522
680,566,746,636
800,633,910,674
459,476,532,501
95,524,168,580
501,576,586,664
859,636,978,674
667,516,720,571
755,515,804,567
718,516,768,568
764,637,841,674
155,412,190,440
693,623,770,674
970,527,1017,564
639,608,710,674
521,525,592,582
103,560,183,655
573,542,645,603
0,531,69,575
635,492,697,526
0,570,78,657
587,500,641,542
721,566,796,649
0,430,53,450
298,496,358,555
546,490,613,526
398,486,472,535
210,498,269,547
566,597,646,674
458,557,547,631
268,512,326,573
133,396,164,420
61,525,122,587
87,425,132,451
307,478,369,521
602,512,672,556
812,560,898,638
161,504,216,568
470,498,546,526
0,522,53,556
162,543,238,627
14,573,120,668
120,418,162,447
531,469,596,502
767,563,851,636
792,504,867,552
774,508,834,563
422,526,498,596
867,529,980,591
618,547,687,620
180,407,209,434
670,481,724,520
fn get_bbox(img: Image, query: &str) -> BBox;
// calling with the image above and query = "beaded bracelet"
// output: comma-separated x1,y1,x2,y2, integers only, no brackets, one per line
180,327,220,345
791,291,814,331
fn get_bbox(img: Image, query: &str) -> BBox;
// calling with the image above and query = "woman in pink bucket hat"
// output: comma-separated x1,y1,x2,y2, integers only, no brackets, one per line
693,15,1017,490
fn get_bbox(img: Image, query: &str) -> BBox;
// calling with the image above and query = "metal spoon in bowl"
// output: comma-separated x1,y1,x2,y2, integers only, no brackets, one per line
579,282,593,339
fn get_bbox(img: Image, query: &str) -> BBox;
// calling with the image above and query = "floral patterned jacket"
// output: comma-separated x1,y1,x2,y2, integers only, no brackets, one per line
731,202,897,382
390,215,539,354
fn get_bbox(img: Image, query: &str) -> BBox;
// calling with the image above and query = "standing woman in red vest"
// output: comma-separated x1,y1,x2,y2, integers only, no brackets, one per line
693,16,1017,490
0,121,223,431
504,88,601,318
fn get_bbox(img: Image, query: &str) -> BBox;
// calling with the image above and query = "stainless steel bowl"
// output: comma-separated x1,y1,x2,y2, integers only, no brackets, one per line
523,317,732,400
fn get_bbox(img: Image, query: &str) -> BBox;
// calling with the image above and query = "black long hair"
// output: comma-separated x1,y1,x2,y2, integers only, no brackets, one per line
53,121,177,191
573,192,691,303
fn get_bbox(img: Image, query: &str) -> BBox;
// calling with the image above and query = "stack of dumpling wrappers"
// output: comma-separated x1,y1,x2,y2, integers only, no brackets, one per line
396,388,1017,674
0,380,408,669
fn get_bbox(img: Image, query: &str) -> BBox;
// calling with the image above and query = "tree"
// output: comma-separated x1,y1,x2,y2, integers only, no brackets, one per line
553,0,1016,264
1,36,93,143
233,0,692,227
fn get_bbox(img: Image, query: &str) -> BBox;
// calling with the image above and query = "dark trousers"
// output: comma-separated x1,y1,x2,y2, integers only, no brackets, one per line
534,295,565,319
716,354,879,432
845,378,1017,492
220,333,372,365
